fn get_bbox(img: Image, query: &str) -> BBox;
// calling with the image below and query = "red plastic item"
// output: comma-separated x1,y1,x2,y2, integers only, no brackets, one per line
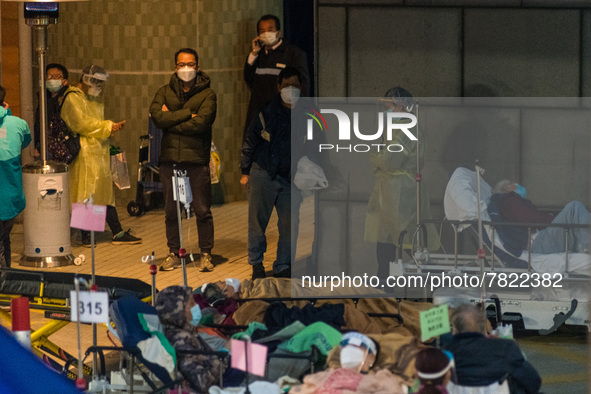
415,173,422,182
90,284,98,292
76,378,86,390
11,297,30,331
150,264,157,275
477,249,486,259
179,248,186,258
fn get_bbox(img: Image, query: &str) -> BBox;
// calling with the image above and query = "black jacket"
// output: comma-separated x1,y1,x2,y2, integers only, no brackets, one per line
243,40,309,134
150,72,216,165
445,332,541,394
241,95,293,180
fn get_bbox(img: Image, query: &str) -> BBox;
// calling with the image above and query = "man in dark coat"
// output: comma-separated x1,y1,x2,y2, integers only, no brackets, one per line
240,67,304,280
243,14,309,139
445,304,541,394
150,48,217,272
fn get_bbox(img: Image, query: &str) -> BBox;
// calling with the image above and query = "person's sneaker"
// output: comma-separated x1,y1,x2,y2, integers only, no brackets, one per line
251,263,266,280
160,253,181,271
199,253,214,272
112,230,142,245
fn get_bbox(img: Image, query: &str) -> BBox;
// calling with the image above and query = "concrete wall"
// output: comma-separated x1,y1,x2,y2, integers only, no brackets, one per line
317,3,591,217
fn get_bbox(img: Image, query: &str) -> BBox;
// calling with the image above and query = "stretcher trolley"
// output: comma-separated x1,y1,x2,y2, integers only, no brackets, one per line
390,166,591,334
0,268,153,381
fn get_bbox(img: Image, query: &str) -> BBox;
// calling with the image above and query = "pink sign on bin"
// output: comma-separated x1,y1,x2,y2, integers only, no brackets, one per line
70,203,107,232
230,339,267,377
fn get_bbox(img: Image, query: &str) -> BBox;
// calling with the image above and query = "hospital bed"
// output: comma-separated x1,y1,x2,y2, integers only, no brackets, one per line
391,166,591,333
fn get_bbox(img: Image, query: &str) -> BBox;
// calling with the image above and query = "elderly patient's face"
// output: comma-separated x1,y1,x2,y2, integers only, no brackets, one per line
506,183,518,193
212,281,237,299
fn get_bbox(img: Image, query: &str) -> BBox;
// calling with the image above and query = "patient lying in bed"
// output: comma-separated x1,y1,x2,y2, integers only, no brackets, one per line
490,179,590,255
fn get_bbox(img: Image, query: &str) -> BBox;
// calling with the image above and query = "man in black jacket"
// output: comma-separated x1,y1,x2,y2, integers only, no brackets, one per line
445,304,541,394
150,48,217,272
240,67,303,280
243,14,309,139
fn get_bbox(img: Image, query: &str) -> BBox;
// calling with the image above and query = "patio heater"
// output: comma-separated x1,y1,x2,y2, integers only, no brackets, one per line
2,0,87,267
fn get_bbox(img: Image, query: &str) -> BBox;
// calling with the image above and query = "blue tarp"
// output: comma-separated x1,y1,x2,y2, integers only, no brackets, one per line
0,326,81,394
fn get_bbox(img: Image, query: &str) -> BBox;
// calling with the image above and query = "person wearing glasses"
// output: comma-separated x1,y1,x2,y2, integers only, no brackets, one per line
33,63,70,158
150,48,217,273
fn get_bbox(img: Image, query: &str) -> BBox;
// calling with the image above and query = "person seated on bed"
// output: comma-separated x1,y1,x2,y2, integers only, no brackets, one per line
490,180,590,255
444,304,541,394
155,286,229,393
291,332,407,393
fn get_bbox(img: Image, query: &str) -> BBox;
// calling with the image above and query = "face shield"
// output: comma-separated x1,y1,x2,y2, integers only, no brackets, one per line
82,68,109,97
339,332,377,372
417,350,456,383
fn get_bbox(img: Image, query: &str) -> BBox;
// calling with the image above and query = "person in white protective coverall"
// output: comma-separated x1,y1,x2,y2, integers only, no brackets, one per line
364,87,439,281
61,64,141,246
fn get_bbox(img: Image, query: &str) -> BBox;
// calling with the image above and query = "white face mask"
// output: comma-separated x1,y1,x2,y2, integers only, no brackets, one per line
340,346,367,370
88,86,102,97
280,86,300,106
46,79,63,93
177,66,197,82
259,31,278,46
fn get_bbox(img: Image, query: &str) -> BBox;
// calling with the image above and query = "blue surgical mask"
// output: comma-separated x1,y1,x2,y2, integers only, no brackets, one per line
515,184,527,199
189,304,202,326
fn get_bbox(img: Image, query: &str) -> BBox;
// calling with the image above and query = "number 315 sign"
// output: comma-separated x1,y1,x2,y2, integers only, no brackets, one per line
70,291,109,323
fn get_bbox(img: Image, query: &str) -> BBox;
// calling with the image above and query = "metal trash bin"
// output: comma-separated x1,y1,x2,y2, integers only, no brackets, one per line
20,162,74,267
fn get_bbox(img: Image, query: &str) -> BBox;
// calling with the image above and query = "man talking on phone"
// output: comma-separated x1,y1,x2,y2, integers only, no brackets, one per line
243,14,309,139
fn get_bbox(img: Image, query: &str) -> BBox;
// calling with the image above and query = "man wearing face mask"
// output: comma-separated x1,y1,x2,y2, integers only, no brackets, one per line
240,67,305,280
61,64,141,247
150,48,217,273
489,179,590,254
33,63,70,158
243,14,309,140
155,286,228,393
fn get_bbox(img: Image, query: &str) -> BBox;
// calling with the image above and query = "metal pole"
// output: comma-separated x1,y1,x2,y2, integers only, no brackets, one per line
173,166,188,287
415,101,421,249
74,277,86,390
32,25,48,163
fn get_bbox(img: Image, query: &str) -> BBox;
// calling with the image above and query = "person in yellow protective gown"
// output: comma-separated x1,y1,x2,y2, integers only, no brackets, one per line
61,64,141,246
364,87,439,280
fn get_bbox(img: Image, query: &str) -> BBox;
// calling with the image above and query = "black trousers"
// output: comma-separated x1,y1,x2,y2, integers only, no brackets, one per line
0,217,16,268
160,162,213,254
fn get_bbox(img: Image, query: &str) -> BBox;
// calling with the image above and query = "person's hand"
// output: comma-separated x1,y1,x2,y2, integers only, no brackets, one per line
111,120,126,136
240,174,249,190
162,104,169,112
2,102,8,110
251,37,262,55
